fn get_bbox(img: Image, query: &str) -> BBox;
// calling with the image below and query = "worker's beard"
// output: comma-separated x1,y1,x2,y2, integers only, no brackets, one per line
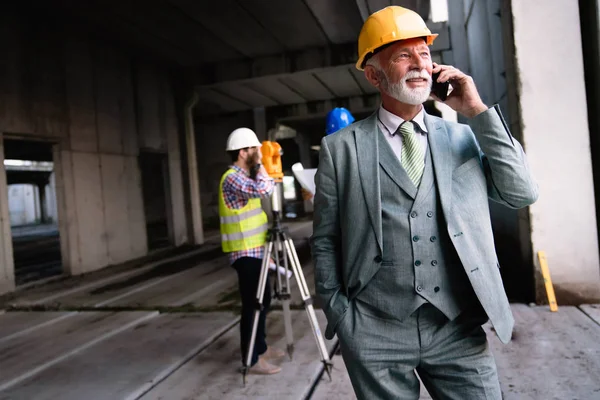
246,151,261,179
247,151,260,169
379,69,432,105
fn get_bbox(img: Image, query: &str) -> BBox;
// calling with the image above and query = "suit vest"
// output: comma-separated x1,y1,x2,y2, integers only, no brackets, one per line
356,129,479,321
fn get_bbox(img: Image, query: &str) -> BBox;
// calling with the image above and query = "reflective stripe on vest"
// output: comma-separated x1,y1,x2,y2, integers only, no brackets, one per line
221,224,268,242
219,206,264,224
219,169,268,253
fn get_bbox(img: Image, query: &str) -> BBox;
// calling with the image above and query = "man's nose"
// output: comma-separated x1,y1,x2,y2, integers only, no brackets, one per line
412,54,426,70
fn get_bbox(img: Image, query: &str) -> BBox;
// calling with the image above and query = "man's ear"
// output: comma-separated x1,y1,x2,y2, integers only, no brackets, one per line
364,65,380,88
238,149,247,162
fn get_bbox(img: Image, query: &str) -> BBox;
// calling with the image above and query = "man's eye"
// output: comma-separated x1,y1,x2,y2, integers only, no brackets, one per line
421,53,430,58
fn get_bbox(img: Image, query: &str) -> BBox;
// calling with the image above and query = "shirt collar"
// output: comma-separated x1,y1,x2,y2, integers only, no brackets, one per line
378,105,428,135
230,165,248,175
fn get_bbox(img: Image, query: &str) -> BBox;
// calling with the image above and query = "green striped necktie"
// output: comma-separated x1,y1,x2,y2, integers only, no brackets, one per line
398,121,424,186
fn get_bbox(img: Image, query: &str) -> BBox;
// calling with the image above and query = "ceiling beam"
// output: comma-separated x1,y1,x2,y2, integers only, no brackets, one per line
188,21,449,86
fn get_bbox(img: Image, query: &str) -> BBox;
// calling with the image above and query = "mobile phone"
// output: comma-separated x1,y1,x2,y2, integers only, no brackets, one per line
250,163,260,180
431,71,450,101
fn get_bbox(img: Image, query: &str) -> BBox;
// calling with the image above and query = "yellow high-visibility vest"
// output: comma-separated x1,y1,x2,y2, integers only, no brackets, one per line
219,169,268,253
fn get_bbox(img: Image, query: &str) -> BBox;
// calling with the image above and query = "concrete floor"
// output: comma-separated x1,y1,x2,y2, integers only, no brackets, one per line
0,221,599,399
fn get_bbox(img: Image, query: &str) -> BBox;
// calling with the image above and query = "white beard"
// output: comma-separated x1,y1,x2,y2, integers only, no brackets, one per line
380,70,432,105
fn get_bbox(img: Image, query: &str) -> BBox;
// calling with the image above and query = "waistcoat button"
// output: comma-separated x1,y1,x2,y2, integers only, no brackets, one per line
412,236,420,242
430,236,437,242
416,285,423,292
414,260,421,266
434,286,440,293
427,211,433,218
410,211,418,218
431,260,438,266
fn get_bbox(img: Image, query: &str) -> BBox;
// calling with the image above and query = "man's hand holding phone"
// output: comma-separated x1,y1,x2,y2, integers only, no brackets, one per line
431,63,488,119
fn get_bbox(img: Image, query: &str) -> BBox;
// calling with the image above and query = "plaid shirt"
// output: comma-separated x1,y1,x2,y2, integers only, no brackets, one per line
222,165,274,264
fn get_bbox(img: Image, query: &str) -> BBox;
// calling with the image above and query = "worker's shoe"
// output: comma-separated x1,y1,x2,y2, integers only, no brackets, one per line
262,346,286,362
248,357,282,375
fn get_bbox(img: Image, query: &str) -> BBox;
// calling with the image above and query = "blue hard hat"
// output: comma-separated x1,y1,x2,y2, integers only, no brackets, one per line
325,107,355,135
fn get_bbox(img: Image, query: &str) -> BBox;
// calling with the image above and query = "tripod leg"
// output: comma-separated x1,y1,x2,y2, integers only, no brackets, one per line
278,232,295,359
243,241,273,385
273,234,283,295
283,236,334,379
282,297,294,359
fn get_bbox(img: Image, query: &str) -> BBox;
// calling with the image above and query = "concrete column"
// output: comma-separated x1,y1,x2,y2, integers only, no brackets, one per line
294,131,312,168
0,136,15,294
37,183,47,224
294,131,314,213
511,0,600,302
165,84,188,247
253,107,267,141
580,0,600,270
255,107,273,221
184,92,204,245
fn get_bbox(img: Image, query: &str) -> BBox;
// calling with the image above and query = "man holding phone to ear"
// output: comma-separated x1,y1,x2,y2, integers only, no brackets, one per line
311,5,538,399
220,127,285,376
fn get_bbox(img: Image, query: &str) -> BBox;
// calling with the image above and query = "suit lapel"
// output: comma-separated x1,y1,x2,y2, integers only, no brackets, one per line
377,128,418,199
425,114,453,222
354,114,383,253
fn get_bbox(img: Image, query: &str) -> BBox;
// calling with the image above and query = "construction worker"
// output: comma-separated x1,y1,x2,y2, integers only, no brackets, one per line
220,127,285,375
312,5,538,399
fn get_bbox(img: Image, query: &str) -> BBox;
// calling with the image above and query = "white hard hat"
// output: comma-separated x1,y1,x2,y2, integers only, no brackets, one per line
225,128,262,151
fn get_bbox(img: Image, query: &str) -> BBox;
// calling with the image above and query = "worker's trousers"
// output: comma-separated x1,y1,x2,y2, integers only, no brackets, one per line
232,257,272,366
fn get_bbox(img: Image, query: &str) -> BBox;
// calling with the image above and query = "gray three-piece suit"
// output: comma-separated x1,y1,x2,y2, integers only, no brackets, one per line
311,106,538,399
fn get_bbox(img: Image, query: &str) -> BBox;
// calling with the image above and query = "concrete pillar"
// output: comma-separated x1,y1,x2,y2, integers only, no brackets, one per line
37,183,47,224
165,82,188,247
580,0,600,270
255,107,273,221
253,107,268,141
294,131,314,213
0,136,15,294
294,131,312,168
510,0,600,302
184,92,204,245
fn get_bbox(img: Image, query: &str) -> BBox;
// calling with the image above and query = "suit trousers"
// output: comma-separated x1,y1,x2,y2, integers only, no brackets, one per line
337,300,502,400
232,257,271,366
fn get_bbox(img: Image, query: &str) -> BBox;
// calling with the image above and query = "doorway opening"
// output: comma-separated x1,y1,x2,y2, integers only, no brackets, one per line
3,138,62,285
139,151,172,250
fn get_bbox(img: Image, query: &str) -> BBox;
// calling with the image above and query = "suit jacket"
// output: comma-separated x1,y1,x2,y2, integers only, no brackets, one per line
311,105,538,343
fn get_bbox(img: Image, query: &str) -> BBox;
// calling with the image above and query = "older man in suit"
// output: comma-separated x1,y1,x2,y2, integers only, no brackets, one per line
311,6,538,400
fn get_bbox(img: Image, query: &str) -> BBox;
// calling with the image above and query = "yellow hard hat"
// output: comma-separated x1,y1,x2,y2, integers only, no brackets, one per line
356,6,438,71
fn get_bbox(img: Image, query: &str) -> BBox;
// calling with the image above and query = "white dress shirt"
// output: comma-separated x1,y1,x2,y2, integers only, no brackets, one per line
377,105,428,165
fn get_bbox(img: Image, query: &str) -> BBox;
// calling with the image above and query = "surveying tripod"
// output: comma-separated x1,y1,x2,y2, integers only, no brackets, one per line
242,177,333,384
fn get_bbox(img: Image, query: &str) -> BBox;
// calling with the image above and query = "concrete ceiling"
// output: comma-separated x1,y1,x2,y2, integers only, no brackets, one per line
192,33,448,116
46,0,430,66
38,0,450,116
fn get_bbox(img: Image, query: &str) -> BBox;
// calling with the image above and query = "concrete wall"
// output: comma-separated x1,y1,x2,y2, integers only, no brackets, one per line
0,6,188,292
8,184,38,226
510,0,600,302
447,0,535,301
7,174,58,226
